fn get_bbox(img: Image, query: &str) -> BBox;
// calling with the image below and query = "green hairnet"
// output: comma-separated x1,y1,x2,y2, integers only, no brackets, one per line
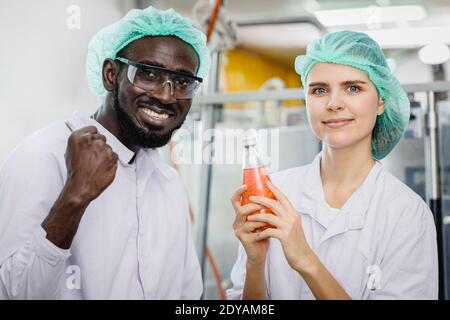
86,6,211,96
295,31,410,160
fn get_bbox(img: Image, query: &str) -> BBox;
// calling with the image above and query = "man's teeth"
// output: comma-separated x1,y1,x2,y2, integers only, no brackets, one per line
142,108,169,120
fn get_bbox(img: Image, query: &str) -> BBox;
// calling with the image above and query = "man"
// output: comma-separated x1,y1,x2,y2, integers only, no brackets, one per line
0,6,210,299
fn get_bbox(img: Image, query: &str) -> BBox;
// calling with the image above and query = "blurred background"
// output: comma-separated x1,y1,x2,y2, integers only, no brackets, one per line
1,0,450,299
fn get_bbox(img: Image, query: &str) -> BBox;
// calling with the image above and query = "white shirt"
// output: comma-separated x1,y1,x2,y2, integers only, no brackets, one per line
227,153,438,300
325,202,340,221
0,112,202,300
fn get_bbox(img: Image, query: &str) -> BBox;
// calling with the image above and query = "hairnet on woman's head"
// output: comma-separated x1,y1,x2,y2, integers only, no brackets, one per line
295,31,410,160
86,6,211,97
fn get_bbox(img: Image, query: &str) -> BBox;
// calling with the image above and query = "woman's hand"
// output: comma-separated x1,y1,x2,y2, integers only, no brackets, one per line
245,181,352,299
247,181,315,273
232,181,350,299
231,185,270,266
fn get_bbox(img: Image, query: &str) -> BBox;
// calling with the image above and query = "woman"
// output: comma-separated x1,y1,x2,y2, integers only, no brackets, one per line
227,31,438,300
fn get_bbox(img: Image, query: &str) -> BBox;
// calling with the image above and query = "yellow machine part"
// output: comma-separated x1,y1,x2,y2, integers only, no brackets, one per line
220,48,302,108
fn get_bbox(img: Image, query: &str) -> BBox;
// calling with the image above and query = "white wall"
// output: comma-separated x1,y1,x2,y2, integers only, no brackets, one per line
0,0,136,164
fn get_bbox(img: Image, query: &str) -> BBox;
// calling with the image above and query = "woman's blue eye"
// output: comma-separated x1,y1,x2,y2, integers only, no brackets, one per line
347,85,360,93
312,87,326,94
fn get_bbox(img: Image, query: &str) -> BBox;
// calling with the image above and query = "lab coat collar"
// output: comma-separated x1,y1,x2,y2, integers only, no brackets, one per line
70,112,135,165
292,152,383,243
291,153,327,228
143,148,178,180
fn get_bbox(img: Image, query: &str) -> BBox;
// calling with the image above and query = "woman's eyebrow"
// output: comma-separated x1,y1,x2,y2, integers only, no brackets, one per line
307,80,368,87
341,80,368,86
308,81,329,87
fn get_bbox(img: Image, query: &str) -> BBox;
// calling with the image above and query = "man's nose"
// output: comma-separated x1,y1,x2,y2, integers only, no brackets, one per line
155,80,176,103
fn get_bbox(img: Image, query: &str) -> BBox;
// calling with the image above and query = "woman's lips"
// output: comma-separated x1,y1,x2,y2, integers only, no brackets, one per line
323,119,354,128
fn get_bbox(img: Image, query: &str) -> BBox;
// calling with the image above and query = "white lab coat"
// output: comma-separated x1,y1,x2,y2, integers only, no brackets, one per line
227,153,438,300
0,112,202,300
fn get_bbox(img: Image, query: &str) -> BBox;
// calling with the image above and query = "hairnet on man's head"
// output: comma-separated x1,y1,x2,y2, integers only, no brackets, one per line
295,31,410,160
86,6,211,97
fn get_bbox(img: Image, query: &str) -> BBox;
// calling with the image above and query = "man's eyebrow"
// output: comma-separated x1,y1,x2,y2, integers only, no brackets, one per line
138,60,195,76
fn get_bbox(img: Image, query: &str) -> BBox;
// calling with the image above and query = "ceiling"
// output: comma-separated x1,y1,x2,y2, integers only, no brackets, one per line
141,0,450,66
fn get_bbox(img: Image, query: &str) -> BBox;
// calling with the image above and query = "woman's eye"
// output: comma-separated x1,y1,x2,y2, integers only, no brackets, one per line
312,87,327,94
347,85,360,93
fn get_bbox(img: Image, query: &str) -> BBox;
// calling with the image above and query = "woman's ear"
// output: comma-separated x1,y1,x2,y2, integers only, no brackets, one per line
377,97,385,116
102,58,120,93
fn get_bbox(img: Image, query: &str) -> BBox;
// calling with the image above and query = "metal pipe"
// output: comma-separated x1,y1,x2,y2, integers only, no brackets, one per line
196,49,221,298
193,82,450,105
426,91,446,299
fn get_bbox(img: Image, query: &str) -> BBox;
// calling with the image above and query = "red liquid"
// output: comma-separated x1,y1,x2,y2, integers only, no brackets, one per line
242,166,276,230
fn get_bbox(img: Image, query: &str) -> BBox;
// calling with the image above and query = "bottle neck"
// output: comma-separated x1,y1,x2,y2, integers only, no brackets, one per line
243,145,263,169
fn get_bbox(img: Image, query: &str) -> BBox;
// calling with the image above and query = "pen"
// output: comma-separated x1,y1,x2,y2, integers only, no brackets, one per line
64,121,76,132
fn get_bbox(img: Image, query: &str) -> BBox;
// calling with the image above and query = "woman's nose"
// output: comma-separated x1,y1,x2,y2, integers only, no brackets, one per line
326,92,344,111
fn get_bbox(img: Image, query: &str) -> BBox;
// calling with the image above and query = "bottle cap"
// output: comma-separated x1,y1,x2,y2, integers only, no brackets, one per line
242,135,257,147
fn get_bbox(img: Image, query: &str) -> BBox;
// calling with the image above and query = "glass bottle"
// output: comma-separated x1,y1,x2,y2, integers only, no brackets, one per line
241,136,275,230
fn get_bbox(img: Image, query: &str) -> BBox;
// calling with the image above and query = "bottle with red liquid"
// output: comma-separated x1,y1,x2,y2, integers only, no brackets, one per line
241,136,275,230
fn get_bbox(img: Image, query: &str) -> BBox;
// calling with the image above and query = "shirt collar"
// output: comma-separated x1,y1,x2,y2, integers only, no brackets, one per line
69,112,135,165
142,148,178,180
293,151,383,231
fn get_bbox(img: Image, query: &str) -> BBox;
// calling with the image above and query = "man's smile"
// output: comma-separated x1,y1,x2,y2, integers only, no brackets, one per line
137,103,176,128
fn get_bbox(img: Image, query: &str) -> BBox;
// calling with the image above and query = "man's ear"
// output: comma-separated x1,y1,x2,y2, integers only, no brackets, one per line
377,97,385,116
102,58,120,93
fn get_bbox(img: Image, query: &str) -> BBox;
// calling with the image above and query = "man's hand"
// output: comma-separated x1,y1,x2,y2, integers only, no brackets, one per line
41,125,118,249
65,126,118,202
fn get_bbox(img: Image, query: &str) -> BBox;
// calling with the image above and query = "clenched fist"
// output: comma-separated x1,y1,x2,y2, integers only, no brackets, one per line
65,126,118,202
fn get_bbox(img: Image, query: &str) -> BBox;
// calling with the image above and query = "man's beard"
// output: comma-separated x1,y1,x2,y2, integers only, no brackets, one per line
112,88,186,149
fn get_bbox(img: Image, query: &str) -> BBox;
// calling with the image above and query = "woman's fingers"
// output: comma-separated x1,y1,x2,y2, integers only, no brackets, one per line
231,185,247,212
231,185,266,218
249,196,283,215
241,221,269,233
266,181,289,204
247,213,282,228
239,203,264,216
255,227,279,241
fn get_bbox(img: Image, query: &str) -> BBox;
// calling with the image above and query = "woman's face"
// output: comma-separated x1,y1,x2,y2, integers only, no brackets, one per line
305,63,384,153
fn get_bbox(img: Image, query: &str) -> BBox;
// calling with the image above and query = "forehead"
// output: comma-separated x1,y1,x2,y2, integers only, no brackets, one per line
121,36,199,73
307,62,371,84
